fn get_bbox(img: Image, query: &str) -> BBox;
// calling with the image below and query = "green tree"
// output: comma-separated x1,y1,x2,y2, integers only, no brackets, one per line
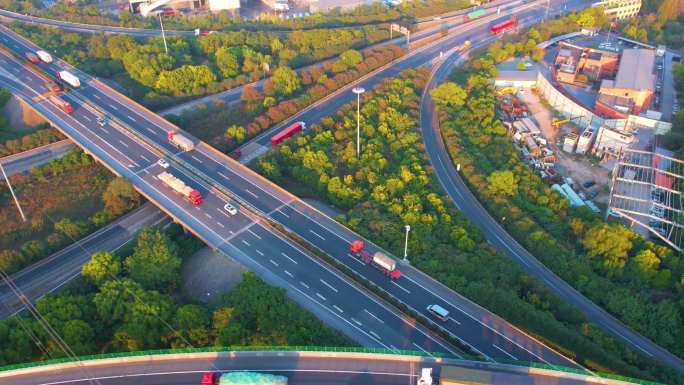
333,49,363,72
124,228,181,290
215,47,240,78
54,218,87,240
487,170,517,197
430,82,467,110
271,66,301,97
103,177,140,216
82,251,121,285
582,223,635,272
61,320,95,355
168,304,210,347
93,278,144,323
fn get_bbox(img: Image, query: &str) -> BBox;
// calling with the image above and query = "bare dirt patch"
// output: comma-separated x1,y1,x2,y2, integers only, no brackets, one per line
181,248,246,303
2,95,46,130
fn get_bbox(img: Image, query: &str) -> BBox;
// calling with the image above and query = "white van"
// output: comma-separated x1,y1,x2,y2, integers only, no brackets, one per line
426,304,449,322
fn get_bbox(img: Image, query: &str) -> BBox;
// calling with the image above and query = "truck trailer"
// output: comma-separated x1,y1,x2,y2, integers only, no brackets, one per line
56,70,80,88
24,52,39,63
168,131,195,152
349,240,402,280
48,96,73,114
36,50,53,63
158,171,203,205
200,372,287,385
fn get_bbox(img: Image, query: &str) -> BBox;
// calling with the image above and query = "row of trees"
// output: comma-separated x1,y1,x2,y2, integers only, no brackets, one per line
0,88,58,149
172,44,404,152
252,68,680,384
0,151,141,275
619,0,684,50
428,11,681,383
1,0,474,32
10,23,387,109
0,225,351,365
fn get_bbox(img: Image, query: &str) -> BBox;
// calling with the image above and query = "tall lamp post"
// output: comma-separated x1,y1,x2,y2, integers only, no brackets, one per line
159,15,168,54
0,162,26,222
352,87,365,158
403,225,411,262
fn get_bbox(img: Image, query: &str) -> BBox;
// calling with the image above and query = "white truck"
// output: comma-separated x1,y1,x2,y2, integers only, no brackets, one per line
168,131,195,152
158,171,203,205
57,70,80,88
36,50,53,63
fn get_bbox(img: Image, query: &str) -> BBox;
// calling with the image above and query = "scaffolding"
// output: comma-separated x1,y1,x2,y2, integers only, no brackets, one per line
607,148,684,251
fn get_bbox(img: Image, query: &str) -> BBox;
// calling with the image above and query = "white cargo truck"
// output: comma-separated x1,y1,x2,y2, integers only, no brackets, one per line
167,131,195,152
36,50,53,63
57,70,80,88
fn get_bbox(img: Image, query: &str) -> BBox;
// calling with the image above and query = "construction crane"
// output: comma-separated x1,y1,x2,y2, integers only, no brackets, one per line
552,115,582,128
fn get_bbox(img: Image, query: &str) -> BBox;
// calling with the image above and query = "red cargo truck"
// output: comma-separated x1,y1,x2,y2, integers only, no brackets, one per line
49,96,73,114
349,240,402,280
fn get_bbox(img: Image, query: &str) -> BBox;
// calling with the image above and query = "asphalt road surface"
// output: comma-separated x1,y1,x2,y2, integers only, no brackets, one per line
0,139,74,179
417,17,684,374
0,2,589,367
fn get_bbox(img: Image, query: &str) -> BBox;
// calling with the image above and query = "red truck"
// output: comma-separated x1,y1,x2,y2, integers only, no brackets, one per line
349,240,402,280
490,16,516,34
271,121,305,146
158,171,203,205
48,81,61,95
49,95,73,114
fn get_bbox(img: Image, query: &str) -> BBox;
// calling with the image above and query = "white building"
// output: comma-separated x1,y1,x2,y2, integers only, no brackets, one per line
576,127,596,154
593,125,634,158
592,0,641,20
209,0,240,11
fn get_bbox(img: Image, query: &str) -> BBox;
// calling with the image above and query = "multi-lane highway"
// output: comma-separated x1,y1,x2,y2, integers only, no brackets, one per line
0,2,582,367
0,351,650,385
0,34,460,356
0,139,74,179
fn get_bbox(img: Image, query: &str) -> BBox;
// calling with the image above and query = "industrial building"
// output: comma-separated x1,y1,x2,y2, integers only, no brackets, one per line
308,0,378,12
129,0,239,16
592,0,642,20
553,41,619,84
596,48,655,117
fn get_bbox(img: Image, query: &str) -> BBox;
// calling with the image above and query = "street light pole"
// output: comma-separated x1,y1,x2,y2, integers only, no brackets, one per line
352,87,365,158
403,225,411,262
0,162,26,222
159,15,168,54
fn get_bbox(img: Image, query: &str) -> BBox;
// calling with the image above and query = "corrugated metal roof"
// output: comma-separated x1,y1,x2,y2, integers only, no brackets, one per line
613,48,655,91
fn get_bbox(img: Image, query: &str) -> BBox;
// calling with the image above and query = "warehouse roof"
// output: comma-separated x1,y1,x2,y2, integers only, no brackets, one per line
611,48,655,91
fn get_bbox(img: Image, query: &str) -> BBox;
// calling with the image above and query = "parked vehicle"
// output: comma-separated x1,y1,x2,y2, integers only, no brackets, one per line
168,131,195,152
349,240,402,280
158,171,203,205
48,95,73,114
56,70,80,88
24,52,39,63
36,50,53,63
271,121,305,146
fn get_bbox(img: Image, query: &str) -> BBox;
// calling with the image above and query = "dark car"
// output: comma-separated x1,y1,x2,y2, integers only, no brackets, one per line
582,180,596,189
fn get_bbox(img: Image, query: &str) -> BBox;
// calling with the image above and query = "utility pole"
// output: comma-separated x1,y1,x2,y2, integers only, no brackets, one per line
0,162,26,222
159,15,168,54
352,87,365,158
403,225,411,262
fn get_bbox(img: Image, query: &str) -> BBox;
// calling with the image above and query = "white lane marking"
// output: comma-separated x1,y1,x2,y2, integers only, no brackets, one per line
127,115,136,122
284,270,293,278
217,222,225,228
241,239,250,247
277,209,290,218
144,126,156,134
391,281,411,294
247,228,262,239
218,171,230,180
350,317,362,326
448,317,461,325
493,344,517,360
413,343,434,357
365,309,384,324
255,249,264,256
101,126,110,134
320,279,338,293
245,188,259,199
310,229,325,240
93,94,101,99
82,115,91,122
281,252,298,264
333,305,344,313
191,155,202,163
269,259,279,267
204,212,212,219
316,292,326,301
299,281,309,289
347,253,366,266
369,330,382,340
110,104,118,111
118,139,128,148
140,154,150,162
389,344,399,352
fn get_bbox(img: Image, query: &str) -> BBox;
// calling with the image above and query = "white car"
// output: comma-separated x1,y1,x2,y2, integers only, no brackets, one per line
224,203,238,215
157,159,170,169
